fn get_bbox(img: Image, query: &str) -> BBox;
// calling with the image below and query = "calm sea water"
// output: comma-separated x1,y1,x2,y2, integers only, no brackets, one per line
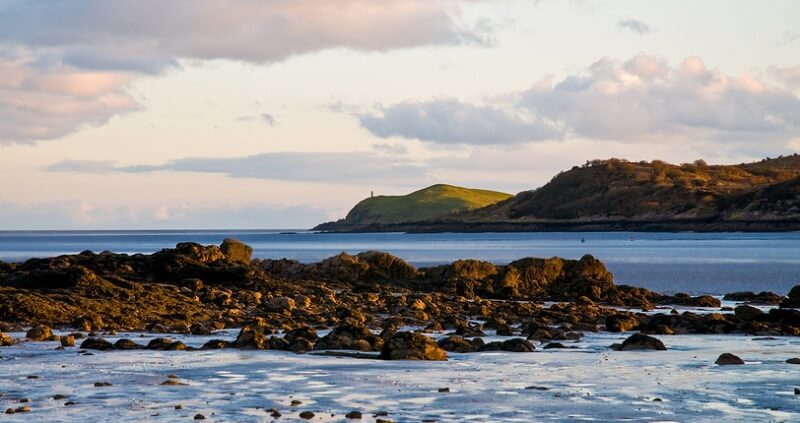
1,230,798,295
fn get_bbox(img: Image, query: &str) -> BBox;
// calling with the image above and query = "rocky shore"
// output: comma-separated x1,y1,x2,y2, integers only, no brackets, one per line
1,239,799,357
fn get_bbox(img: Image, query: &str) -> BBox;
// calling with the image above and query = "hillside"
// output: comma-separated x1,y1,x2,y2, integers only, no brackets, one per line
316,155,800,232
467,157,800,221
321,184,512,226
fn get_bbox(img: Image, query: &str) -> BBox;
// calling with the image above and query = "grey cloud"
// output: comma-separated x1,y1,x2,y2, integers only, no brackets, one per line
353,54,800,148
617,19,651,35
359,99,562,145
521,54,800,144
236,113,277,126
48,152,428,184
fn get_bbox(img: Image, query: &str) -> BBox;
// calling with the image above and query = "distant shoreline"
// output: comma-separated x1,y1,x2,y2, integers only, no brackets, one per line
314,218,800,233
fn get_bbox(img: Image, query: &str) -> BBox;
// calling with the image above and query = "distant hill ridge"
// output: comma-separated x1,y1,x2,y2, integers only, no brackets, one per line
334,184,512,225
315,154,800,232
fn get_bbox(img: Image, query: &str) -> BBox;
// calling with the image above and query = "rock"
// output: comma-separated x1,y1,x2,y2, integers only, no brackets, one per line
26,324,53,341
14,406,30,413
605,314,640,332
345,410,363,419
94,382,112,387
438,387,450,392
234,324,271,349
734,305,764,321
194,413,206,420
437,335,484,353
80,338,113,350
60,335,75,347
147,338,186,350
316,325,383,352
795,388,800,395
113,339,143,350
543,342,567,349
723,291,785,305
715,353,745,365
266,297,296,313
201,339,232,349
786,358,800,364
380,331,447,360
500,338,535,352
617,333,666,351
0,333,15,346
299,411,315,419
220,238,253,264
781,285,800,308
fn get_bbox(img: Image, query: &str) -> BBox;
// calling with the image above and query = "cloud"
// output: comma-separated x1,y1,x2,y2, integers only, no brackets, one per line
236,113,277,126
617,19,651,35
778,31,800,46
770,65,800,89
521,54,800,144
0,0,486,143
0,48,139,143
350,54,800,149
358,99,562,144
47,152,428,184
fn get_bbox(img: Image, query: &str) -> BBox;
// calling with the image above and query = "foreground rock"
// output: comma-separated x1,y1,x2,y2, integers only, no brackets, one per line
615,333,667,351
715,353,745,365
380,332,447,360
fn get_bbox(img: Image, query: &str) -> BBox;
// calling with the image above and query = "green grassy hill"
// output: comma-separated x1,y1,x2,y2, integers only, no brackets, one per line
341,184,512,225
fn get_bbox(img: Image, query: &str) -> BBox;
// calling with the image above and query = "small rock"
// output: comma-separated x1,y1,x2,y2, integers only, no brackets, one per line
14,406,30,413
60,335,75,347
786,357,800,364
715,353,745,365
174,405,183,410
26,324,53,341
794,388,800,395
269,408,282,417
345,410,362,419
64,401,76,406
194,413,206,420
161,380,188,386
438,387,450,392
299,411,315,419
5,408,14,414
53,394,69,400
94,382,112,387
266,297,296,313
290,399,303,406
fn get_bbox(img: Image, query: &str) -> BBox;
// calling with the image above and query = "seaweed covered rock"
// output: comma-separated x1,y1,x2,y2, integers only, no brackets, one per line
380,331,447,360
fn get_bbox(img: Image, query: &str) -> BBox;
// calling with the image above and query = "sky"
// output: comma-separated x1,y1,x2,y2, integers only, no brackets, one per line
1,0,799,229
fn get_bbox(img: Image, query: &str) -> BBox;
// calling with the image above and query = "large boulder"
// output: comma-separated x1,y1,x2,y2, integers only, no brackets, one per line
380,332,447,360
616,333,666,351
303,251,416,283
734,305,764,321
220,239,253,264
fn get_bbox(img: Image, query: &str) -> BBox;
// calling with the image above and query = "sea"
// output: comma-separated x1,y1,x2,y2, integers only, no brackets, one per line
1,230,798,295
